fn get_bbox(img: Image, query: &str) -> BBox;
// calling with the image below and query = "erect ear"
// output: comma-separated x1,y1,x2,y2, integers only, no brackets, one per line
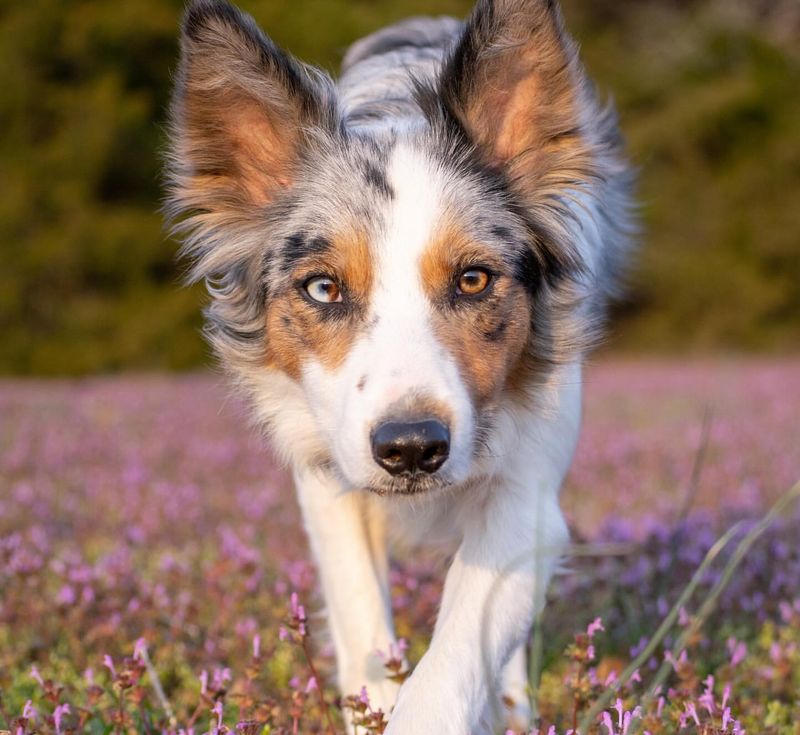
438,0,594,200
167,0,336,217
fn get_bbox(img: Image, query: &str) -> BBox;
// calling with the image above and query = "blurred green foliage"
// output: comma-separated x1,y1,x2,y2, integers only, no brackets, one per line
1,0,798,374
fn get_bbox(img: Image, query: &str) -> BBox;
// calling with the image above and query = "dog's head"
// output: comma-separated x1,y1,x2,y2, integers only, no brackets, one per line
166,0,633,494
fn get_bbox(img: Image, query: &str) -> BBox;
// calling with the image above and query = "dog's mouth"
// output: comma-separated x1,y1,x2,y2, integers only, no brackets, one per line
365,474,450,497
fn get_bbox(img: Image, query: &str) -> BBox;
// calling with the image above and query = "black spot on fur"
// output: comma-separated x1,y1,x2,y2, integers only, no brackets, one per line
280,234,332,272
512,247,541,296
538,237,570,287
491,225,512,242
483,319,508,342
363,162,394,198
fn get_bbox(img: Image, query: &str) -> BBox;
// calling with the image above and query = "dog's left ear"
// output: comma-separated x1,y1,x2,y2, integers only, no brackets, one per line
438,0,594,202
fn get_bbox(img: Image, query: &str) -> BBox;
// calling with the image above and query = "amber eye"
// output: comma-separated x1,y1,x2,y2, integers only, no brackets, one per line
304,276,342,304
456,268,492,296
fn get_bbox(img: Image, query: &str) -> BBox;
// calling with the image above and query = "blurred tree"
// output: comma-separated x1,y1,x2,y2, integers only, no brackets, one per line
0,0,797,374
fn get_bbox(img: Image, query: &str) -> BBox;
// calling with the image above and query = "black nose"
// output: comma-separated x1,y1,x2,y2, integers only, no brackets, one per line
371,420,450,476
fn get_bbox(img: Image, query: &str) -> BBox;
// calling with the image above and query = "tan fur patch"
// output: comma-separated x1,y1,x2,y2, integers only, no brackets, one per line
420,222,531,404
380,394,454,429
182,87,301,209
265,231,374,378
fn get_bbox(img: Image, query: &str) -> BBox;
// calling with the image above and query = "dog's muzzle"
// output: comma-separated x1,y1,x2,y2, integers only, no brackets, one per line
371,419,450,476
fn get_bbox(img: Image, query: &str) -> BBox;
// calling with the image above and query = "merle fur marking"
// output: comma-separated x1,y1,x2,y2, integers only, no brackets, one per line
279,234,333,273
362,162,394,199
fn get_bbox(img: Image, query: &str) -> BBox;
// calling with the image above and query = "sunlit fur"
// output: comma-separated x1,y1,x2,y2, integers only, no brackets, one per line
166,0,635,731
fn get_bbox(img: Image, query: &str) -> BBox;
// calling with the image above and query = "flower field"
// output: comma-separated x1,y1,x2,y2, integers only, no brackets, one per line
1,359,798,734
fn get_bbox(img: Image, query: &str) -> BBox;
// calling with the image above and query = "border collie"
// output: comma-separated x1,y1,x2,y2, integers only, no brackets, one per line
166,0,634,731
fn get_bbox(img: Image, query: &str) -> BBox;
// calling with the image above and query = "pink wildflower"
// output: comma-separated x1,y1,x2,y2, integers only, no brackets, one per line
53,703,71,735
727,637,747,666
102,654,116,678
722,708,732,729
722,683,732,710
684,702,701,727
587,617,605,639
212,701,223,734
133,637,148,662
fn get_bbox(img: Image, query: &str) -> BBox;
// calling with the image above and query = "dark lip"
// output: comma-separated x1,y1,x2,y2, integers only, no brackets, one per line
365,475,449,497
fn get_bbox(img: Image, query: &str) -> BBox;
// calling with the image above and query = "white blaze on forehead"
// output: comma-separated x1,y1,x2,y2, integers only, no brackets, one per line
381,141,447,274
365,143,456,399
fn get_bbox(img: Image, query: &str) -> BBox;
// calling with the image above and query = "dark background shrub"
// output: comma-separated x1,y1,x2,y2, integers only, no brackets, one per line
2,0,798,374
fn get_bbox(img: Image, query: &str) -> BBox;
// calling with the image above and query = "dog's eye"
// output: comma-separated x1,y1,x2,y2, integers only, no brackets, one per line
304,276,342,304
456,268,492,296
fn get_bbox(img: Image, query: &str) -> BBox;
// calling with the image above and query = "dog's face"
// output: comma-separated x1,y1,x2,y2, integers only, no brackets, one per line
167,0,631,494
261,140,540,493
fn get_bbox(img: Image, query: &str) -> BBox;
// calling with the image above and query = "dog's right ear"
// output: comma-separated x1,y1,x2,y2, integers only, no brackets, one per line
167,0,336,221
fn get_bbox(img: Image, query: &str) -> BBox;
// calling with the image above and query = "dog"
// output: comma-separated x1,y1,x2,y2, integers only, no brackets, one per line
165,0,634,731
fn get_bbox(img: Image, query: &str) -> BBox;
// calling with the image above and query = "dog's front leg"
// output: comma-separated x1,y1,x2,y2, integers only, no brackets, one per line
385,478,569,734
294,466,400,715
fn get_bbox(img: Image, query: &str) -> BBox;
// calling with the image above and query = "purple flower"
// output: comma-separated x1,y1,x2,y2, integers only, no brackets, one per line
698,675,715,714
587,617,605,639
684,702,700,727
727,637,747,666
53,703,71,735
133,637,148,662
212,667,231,690
57,584,77,606
103,654,116,678
211,701,223,734
722,708,732,729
